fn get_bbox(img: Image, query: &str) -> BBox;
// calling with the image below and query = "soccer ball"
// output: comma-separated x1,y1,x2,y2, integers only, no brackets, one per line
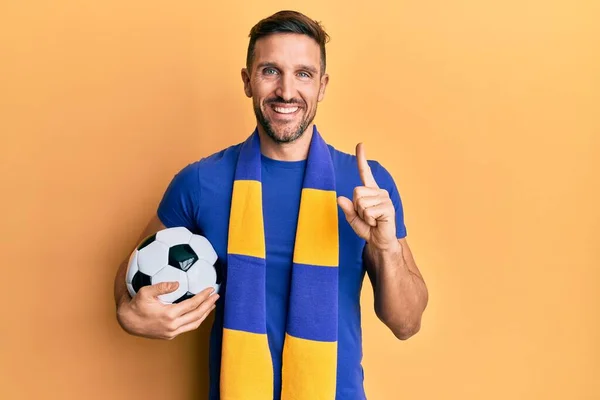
125,227,222,304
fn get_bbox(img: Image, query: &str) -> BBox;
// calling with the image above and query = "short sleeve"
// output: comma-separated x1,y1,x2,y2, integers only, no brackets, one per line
370,161,407,238
157,162,201,232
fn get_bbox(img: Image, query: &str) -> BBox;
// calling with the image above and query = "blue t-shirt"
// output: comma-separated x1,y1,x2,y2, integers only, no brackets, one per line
157,135,407,400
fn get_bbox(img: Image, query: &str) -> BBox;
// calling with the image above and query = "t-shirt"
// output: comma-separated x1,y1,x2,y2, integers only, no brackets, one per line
157,134,407,400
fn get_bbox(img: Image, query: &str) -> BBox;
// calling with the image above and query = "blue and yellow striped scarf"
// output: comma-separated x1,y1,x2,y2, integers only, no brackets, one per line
221,126,339,399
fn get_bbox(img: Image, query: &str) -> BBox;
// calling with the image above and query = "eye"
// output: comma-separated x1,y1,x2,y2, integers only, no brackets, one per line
297,71,311,78
263,67,278,75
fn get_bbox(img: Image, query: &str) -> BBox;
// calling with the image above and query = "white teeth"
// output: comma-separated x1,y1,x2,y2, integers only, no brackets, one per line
273,106,299,114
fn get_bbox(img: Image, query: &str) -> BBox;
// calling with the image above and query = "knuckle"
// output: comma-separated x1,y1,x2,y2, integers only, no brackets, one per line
196,290,211,302
192,298,205,310
167,322,178,333
198,304,211,315
201,303,214,315
164,310,176,322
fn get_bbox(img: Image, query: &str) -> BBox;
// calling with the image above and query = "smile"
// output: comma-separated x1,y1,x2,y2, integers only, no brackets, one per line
271,105,300,114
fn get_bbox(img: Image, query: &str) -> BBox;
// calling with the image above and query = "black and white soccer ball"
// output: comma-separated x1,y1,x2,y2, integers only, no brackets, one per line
125,227,222,304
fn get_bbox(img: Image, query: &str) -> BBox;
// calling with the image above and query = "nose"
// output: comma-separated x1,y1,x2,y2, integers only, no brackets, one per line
274,73,295,102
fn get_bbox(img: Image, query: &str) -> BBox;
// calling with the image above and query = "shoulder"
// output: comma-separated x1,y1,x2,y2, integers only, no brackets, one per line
192,142,242,171
175,142,243,181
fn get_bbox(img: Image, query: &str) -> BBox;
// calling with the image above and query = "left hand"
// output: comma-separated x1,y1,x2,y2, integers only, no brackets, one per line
337,143,399,252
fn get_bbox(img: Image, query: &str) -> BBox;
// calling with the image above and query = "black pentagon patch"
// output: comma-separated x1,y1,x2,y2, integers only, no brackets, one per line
168,244,198,272
131,271,152,292
173,291,195,304
137,233,156,251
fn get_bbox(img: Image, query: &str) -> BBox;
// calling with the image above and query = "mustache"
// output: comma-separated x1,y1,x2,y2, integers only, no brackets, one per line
265,97,304,106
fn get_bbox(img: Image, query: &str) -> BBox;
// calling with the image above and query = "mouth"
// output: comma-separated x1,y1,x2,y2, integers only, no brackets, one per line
268,103,302,117
273,105,299,114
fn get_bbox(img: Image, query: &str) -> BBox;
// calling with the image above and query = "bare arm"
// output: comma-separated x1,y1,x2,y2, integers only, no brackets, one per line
337,143,428,340
365,237,428,340
114,214,219,340
113,215,166,309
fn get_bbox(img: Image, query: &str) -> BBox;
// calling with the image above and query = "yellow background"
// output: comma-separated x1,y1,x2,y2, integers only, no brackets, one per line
1,0,598,399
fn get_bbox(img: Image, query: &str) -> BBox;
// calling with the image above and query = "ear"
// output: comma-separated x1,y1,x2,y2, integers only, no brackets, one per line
317,73,329,102
241,68,252,98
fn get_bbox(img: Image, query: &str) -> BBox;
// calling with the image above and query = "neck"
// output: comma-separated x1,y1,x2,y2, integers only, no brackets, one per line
257,124,314,161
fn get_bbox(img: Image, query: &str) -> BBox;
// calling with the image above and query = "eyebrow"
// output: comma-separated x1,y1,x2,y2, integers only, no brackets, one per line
256,62,319,75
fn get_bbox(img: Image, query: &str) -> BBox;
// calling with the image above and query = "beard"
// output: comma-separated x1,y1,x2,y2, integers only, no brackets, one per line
253,97,317,144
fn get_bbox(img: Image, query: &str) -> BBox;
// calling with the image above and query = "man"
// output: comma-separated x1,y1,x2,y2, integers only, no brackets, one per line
114,10,428,400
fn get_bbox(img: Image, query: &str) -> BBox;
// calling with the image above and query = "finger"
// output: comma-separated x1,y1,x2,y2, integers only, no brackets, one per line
356,143,379,189
172,304,216,338
352,187,382,216
171,287,216,317
337,196,371,239
140,281,179,299
175,294,219,327
355,195,384,221
353,186,381,200
363,203,395,227
337,195,357,220
362,208,379,227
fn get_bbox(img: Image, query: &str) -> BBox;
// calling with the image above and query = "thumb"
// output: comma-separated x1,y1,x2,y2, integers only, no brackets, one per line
148,281,179,297
337,196,356,220
338,195,370,241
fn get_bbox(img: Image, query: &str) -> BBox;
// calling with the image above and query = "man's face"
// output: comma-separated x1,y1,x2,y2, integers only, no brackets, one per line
242,33,329,144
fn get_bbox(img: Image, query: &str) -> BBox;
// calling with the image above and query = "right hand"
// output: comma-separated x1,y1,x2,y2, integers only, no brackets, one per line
116,282,219,340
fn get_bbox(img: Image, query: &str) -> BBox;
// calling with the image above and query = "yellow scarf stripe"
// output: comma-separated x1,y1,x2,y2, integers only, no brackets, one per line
282,334,338,400
292,188,339,267
222,179,273,398
227,180,265,259
223,128,339,399
220,328,274,400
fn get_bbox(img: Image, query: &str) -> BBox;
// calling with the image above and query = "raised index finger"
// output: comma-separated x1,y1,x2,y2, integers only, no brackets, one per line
356,143,379,188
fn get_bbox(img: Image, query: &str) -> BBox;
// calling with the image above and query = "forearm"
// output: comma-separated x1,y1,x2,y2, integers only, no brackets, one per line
113,261,131,309
114,260,141,335
365,241,428,339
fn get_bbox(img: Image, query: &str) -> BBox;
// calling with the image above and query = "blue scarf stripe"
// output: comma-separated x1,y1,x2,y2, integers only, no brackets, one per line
303,129,337,191
234,132,261,181
286,262,339,342
222,254,268,334
223,126,339,399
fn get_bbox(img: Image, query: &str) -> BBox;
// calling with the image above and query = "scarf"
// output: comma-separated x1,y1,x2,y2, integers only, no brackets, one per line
221,125,339,400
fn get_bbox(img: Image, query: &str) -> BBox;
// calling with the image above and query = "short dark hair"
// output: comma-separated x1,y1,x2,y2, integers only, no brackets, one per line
246,10,330,75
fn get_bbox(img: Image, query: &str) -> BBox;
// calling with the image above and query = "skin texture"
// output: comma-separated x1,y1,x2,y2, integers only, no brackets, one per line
114,216,220,340
241,33,329,161
337,144,428,340
114,32,428,341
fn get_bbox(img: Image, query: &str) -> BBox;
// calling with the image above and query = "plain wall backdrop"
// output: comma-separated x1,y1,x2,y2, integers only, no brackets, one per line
1,0,598,399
